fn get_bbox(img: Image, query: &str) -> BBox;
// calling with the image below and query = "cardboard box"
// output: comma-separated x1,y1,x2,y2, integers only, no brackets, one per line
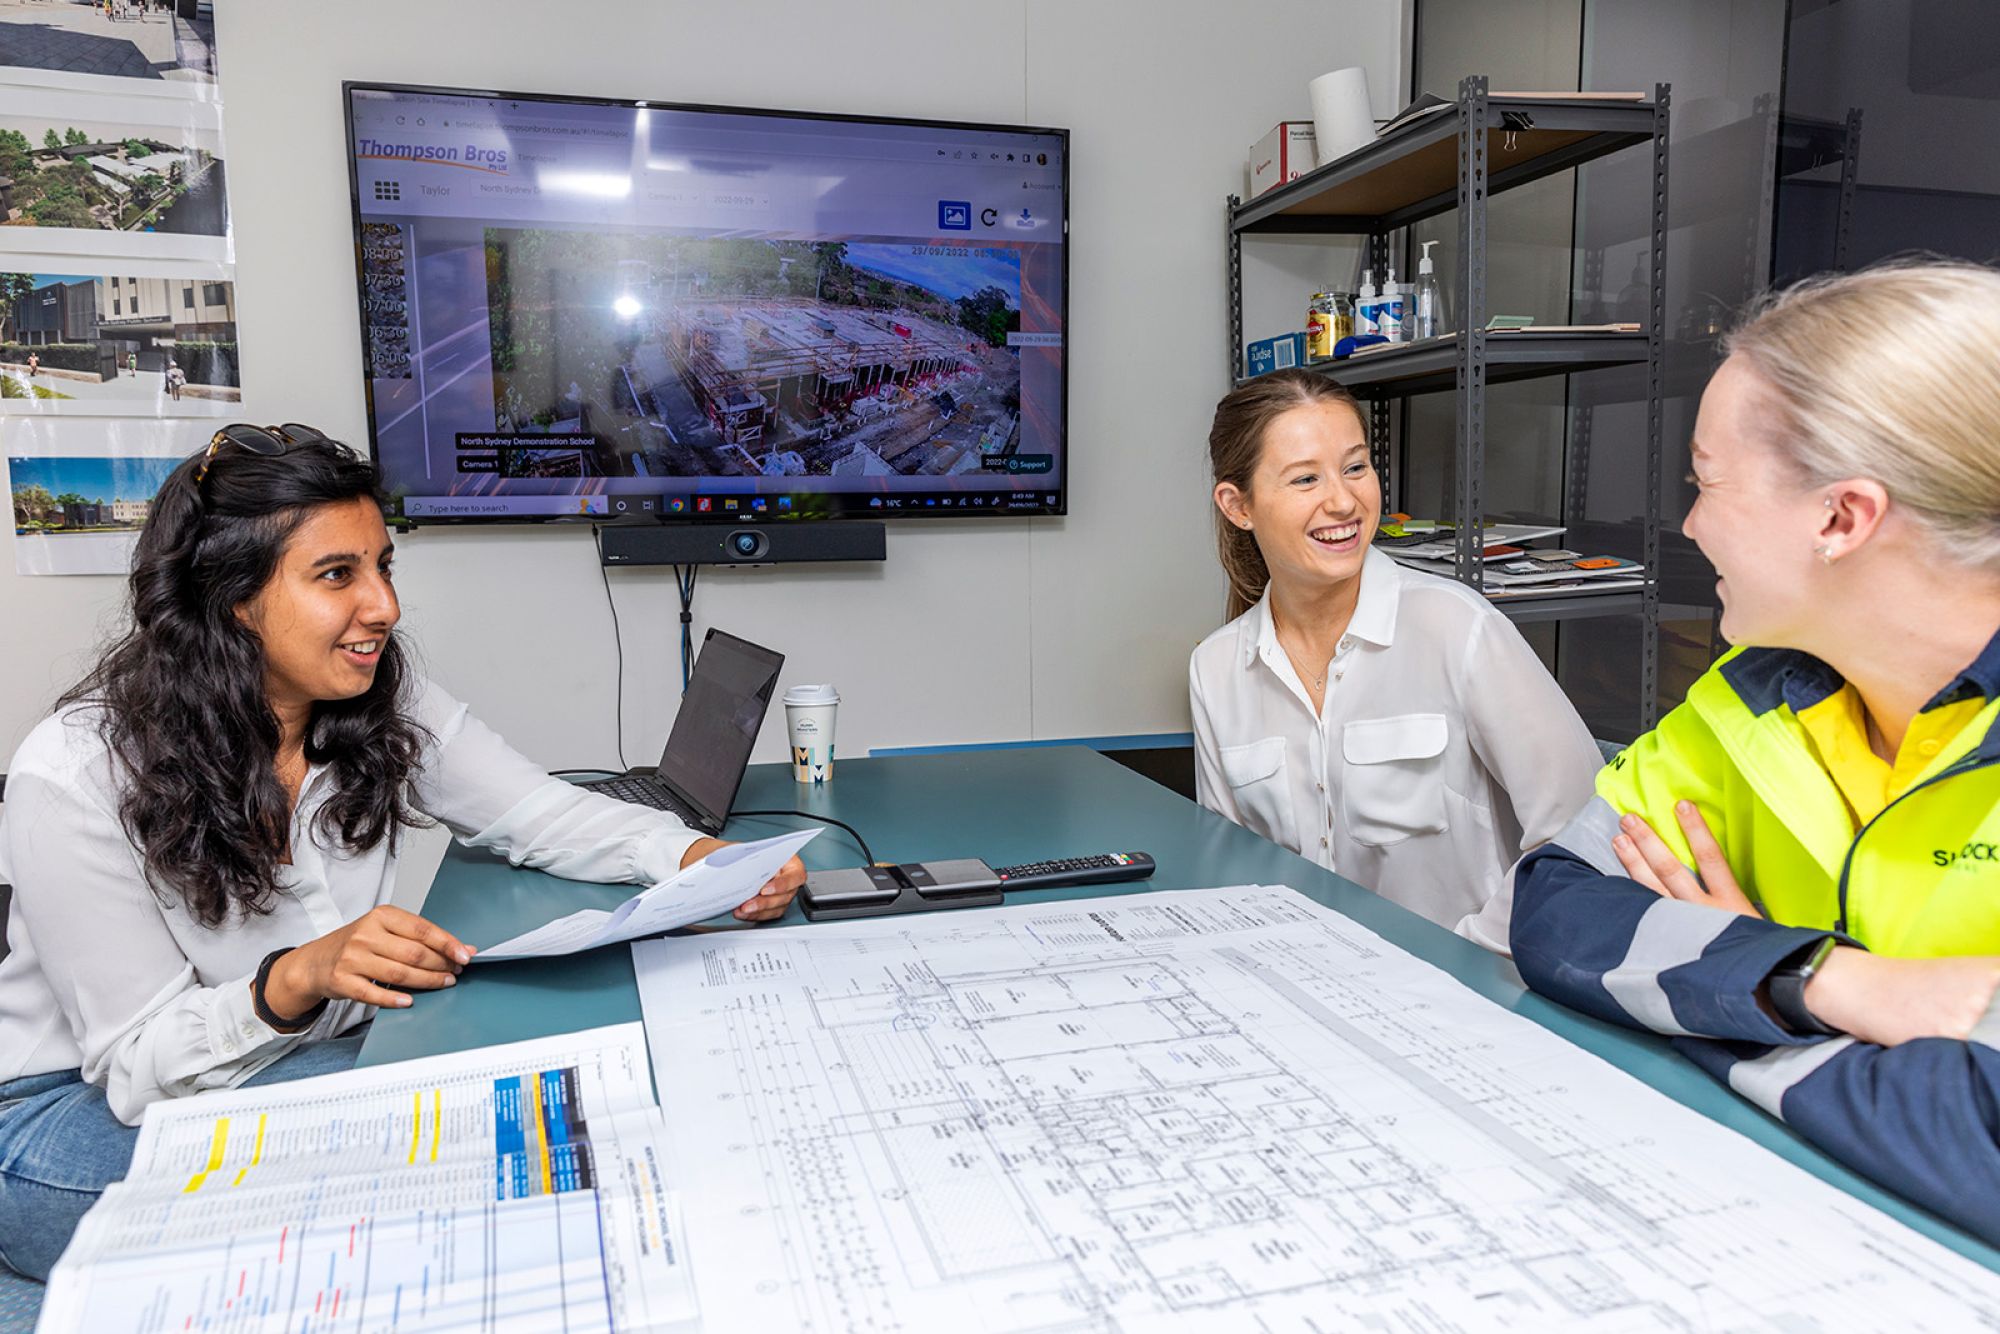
1246,332,1307,378
1249,122,1318,197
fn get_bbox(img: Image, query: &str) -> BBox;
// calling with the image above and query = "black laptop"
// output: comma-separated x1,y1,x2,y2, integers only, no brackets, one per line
579,629,784,835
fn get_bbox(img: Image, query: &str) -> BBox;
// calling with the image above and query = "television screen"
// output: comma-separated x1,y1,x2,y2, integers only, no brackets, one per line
343,83,1068,523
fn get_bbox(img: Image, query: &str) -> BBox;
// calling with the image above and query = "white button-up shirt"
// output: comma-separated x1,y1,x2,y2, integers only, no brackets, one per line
0,680,704,1124
1189,547,1601,935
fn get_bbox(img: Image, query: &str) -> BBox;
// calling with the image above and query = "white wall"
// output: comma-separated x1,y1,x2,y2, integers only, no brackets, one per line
0,0,1406,774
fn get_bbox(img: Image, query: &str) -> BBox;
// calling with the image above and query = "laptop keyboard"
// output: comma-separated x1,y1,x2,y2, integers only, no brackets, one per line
580,774,705,827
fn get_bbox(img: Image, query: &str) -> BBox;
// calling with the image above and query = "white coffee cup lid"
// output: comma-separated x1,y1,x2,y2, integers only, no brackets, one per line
784,683,840,706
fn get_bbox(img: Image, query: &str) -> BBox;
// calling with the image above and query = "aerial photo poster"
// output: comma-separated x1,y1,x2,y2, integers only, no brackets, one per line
0,1,239,575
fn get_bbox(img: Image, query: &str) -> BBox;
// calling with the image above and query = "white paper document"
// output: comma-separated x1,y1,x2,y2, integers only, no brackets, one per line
634,886,2000,1331
475,828,818,961
41,1024,701,1333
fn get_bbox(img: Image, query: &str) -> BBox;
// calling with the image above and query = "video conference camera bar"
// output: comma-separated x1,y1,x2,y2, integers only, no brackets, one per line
597,522,887,568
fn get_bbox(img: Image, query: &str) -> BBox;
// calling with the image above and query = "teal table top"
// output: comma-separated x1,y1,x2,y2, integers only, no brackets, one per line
358,746,1999,1269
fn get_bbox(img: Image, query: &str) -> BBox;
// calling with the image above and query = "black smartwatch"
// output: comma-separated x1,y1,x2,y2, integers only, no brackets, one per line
252,947,327,1033
1766,936,1842,1037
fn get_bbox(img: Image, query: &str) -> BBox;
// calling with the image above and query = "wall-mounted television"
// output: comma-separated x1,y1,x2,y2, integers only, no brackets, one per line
342,82,1068,524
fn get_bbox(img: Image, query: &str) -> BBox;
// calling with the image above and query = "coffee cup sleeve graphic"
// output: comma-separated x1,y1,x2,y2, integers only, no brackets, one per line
784,685,840,784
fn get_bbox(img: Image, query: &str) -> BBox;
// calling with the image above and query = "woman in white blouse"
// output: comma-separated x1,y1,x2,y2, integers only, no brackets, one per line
1189,370,1601,935
0,425,803,1280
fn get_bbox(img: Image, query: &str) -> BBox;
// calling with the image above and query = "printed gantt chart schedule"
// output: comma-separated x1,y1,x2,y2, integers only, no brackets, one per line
39,1024,696,1334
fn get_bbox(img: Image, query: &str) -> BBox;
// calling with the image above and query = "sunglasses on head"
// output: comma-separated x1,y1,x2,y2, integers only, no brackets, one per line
196,423,330,487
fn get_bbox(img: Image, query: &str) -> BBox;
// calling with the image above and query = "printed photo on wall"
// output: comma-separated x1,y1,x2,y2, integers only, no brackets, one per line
0,268,241,416
0,104,227,248
0,0,218,97
6,415,211,575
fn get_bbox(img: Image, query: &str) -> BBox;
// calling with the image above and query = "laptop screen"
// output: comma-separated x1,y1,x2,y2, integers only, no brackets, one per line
656,630,785,823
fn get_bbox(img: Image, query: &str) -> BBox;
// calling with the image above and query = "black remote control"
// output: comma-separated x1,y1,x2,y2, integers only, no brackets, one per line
990,852,1156,892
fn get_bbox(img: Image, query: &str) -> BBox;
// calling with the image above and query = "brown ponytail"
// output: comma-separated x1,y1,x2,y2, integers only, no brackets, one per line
1208,369,1366,620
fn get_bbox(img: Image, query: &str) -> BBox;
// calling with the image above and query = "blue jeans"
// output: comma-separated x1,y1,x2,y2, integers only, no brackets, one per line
0,1031,368,1282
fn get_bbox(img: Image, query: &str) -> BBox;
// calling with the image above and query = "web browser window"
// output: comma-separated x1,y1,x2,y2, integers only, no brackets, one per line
345,86,1068,522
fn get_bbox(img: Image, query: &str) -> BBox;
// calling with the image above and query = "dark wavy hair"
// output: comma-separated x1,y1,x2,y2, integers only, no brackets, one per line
58,432,431,927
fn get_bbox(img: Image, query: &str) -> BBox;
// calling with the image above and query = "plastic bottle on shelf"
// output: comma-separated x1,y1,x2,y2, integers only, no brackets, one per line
1413,239,1448,340
1330,286,1354,343
1355,269,1379,337
1377,262,1406,341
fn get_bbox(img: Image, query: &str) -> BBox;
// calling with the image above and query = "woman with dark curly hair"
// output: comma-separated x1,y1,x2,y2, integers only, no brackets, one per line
0,425,803,1279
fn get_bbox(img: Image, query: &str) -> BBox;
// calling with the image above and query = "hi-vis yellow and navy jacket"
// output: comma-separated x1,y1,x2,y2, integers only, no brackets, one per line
1511,640,2000,1244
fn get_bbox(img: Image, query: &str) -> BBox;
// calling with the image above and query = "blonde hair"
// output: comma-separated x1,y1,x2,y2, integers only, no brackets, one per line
1208,369,1366,620
1722,259,2000,572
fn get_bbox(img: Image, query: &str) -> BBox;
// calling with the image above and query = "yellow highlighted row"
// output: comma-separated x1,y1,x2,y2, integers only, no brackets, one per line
407,1089,444,1166
183,1118,229,1194
232,1114,267,1187
529,1075,553,1195
186,1088,436,1200
184,1089,441,1194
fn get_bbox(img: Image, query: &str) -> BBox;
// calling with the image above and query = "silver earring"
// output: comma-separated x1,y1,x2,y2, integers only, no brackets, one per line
1816,544,1835,564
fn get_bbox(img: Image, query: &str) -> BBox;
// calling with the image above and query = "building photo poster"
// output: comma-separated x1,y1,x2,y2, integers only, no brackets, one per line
7,415,209,576
0,82,229,265
0,3,239,575
0,0,218,98
0,267,241,416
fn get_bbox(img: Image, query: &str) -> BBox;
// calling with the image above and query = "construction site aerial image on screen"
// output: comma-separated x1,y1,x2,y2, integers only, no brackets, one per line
481,231,1029,481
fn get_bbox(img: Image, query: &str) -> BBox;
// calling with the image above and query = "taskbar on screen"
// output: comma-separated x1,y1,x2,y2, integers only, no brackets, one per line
398,490,1061,521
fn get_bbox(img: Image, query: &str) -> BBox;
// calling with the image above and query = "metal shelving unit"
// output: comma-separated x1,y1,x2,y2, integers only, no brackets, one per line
1777,106,1864,270
1226,75,1670,726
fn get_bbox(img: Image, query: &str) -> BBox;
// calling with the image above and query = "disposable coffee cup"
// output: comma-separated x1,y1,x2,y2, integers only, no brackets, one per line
784,684,840,784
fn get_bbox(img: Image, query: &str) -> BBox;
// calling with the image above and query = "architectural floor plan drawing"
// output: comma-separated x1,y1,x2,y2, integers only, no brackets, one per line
633,888,2000,1331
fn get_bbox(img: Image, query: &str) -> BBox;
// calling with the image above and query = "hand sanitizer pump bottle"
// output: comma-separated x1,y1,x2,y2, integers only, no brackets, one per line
1414,239,1448,340
1377,262,1405,342
1355,269,1379,337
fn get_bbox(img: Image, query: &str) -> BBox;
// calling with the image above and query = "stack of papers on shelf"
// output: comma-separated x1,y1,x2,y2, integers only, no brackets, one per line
1398,557,1648,599
1489,322,1643,334
1483,574,1648,600
1376,519,1563,540
1377,90,1647,139
1376,524,1647,601
1395,552,1644,585
1479,552,1645,586
1376,94,1454,138
1348,324,1642,355
1375,522,1566,563
1482,553,1649,599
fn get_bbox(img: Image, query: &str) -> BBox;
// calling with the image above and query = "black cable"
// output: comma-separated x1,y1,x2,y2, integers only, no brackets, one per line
732,809,875,866
674,563,699,692
593,527,630,771
674,564,686,689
